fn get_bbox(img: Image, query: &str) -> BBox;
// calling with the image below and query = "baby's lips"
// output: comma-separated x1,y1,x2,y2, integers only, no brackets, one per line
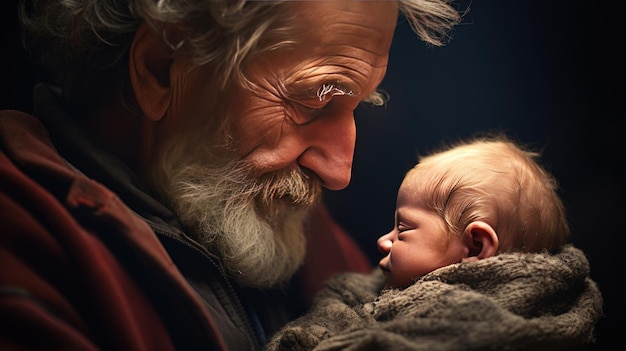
378,262,390,273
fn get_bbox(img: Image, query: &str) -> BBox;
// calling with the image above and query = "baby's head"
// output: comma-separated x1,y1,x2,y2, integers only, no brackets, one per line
378,134,569,288
409,135,569,253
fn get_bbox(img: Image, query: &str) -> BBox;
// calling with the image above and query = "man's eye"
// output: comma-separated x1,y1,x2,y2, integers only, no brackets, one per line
285,82,354,125
288,100,328,125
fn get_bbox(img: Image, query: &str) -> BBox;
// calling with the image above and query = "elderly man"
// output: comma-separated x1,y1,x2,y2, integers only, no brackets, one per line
1,0,460,349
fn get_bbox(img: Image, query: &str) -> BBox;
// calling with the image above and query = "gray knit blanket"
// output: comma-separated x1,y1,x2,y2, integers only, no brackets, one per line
265,245,603,351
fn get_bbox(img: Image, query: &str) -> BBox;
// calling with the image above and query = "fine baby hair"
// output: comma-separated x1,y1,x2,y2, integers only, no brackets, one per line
406,133,570,254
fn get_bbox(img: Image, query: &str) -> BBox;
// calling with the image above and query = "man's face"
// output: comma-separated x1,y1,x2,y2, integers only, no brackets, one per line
226,0,398,191
151,0,399,288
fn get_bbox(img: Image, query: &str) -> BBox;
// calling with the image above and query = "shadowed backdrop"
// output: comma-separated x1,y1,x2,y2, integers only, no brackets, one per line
324,1,623,350
2,1,622,350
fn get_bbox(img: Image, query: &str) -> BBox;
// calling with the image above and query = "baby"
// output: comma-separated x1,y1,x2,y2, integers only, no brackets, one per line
377,133,569,289
265,134,603,351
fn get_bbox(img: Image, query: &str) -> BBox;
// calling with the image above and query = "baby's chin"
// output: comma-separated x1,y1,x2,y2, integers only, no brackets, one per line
379,268,395,289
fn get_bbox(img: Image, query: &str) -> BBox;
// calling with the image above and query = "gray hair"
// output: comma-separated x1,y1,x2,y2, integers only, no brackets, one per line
19,0,461,109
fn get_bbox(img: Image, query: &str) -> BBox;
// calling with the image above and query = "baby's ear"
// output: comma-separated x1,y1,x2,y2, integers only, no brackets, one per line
461,221,499,263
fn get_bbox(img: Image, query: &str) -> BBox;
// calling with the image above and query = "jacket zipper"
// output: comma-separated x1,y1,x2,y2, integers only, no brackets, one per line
152,227,262,350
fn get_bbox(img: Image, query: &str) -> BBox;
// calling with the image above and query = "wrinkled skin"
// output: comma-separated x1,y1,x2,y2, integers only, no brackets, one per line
148,0,399,191
98,0,400,288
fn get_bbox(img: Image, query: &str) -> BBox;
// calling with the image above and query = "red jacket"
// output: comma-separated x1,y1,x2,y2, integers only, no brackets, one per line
0,86,371,350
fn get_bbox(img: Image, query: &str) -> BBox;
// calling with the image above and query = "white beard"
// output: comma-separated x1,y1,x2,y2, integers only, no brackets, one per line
150,144,321,289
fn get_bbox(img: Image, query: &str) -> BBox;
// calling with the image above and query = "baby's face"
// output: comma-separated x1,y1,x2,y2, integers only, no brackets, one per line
377,178,468,289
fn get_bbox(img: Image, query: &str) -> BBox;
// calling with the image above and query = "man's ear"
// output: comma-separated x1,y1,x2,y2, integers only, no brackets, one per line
461,221,499,263
128,23,173,121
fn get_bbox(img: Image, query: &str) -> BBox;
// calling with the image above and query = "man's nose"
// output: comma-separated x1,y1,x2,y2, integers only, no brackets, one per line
297,110,356,190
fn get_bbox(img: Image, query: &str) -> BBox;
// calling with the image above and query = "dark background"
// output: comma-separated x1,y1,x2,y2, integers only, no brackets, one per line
324,1,623,350
2,0,623,350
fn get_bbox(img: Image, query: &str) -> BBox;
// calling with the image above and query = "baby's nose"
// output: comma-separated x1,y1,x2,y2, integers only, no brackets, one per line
377,232,393,254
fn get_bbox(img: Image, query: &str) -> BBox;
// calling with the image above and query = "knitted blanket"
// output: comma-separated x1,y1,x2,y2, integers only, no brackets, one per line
265,245,603,351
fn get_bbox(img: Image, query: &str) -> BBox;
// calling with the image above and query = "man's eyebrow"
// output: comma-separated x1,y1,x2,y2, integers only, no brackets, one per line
316,82,354,101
